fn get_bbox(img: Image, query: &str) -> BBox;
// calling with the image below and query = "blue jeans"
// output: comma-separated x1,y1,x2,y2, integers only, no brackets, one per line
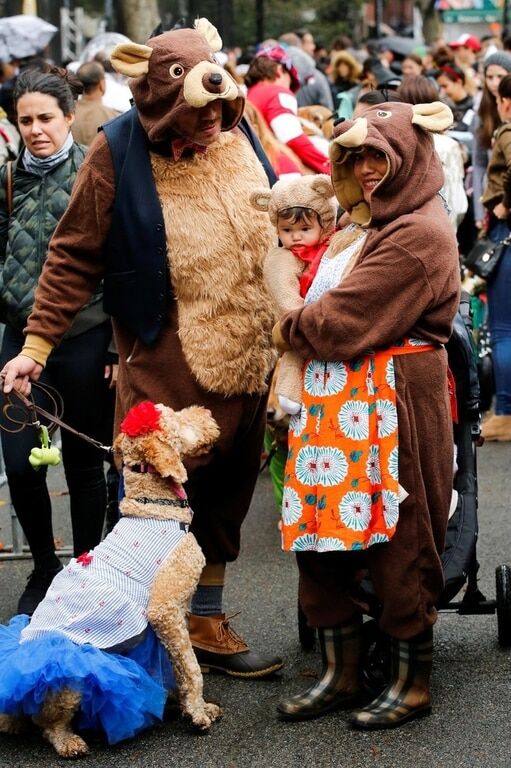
488,220,511,414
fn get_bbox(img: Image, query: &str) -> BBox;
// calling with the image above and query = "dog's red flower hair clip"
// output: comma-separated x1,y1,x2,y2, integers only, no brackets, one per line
120,401,162,437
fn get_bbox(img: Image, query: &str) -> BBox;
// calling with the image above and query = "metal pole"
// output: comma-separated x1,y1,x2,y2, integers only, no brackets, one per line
503,0,510,39
374,0,383,38
256,0,264,43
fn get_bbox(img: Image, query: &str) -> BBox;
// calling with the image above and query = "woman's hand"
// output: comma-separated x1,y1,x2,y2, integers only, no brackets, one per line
104,363,118,389
493,202,509,220
1,355,43,396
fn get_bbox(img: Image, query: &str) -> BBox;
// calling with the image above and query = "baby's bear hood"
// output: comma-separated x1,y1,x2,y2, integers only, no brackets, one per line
330,101,453,227
250,174,337,234
109,18,244,144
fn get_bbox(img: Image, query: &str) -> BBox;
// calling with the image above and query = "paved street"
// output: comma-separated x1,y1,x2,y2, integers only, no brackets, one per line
0,440,510,768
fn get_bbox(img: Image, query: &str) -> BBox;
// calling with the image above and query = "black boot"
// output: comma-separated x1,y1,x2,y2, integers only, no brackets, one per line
277,620,362,721
17,564,63,616
351,627,433,730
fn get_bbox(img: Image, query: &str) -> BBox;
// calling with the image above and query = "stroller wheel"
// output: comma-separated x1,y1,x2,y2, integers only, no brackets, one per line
495,564,511,647
297,601,316,651
360,619,391,697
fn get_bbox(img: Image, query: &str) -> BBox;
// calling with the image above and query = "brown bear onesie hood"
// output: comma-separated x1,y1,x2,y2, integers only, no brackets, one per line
280,102,462,637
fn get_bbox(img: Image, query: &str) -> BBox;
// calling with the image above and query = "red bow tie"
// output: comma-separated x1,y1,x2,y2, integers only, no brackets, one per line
171,138,209,161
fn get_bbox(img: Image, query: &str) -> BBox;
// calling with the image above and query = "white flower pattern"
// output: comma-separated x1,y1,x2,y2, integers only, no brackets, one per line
316,447,348,486
366,445,381,484
385,358,395,389
339,491,372,531
316,537,347,552
376,399,398,438
291,533,318,551
382,489,399,528
338,401,369,440
295,445,319,486
281,487,303,525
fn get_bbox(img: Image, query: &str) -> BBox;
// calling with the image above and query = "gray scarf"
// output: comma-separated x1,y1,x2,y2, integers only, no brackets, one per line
22,131,74,176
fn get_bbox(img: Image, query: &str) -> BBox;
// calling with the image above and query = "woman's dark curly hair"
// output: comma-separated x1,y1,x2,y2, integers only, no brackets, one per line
13,67,83,115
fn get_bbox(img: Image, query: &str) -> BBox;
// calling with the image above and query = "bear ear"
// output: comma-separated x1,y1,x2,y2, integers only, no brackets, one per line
249,189,272,212
110,42,153,77
411,101,454,133
194,17,223,52
310,174,334,198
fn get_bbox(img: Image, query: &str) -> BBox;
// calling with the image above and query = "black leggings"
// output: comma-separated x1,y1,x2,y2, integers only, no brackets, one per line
0,323,113,568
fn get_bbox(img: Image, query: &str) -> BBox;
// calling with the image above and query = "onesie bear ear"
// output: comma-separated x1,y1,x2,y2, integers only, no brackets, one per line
310,174,334,199
411,101,454,133
250,189,272,212
194,17,223,52
110,42,153,77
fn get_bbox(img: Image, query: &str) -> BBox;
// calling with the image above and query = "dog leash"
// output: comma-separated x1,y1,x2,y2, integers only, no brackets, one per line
0,382,114,457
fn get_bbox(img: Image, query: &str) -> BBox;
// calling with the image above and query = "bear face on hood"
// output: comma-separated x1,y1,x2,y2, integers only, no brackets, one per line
250,174,337,236
329,101,453,227
110,18,244,144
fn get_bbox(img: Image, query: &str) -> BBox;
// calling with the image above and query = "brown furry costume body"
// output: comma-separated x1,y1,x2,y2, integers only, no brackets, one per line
20,21,276,565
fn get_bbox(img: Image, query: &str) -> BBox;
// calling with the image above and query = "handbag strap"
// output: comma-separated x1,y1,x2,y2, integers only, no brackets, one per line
5,159,13,217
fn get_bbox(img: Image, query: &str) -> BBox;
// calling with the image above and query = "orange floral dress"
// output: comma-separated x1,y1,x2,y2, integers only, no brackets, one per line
281,341,434,552
280,236,435,553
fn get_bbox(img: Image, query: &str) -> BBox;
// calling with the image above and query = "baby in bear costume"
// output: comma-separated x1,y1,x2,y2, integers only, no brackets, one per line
251,175,337,415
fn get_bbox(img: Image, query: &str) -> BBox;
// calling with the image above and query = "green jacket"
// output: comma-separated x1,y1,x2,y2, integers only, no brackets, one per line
0,143,105,331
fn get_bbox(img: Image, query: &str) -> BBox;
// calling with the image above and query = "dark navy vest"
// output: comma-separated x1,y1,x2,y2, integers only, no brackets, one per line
102,107,276,346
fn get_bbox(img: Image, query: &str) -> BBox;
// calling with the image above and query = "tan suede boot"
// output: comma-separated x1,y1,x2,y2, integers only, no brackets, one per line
481,414,511,441
188,613,283,678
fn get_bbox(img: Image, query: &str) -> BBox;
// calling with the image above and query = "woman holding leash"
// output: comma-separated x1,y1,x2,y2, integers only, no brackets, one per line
0,68,114,615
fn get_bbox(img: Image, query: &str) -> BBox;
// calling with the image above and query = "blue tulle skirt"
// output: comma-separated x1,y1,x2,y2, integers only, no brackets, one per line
0,615,175,744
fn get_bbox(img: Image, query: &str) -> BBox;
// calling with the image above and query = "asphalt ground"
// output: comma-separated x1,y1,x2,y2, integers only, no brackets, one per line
0,440,510,768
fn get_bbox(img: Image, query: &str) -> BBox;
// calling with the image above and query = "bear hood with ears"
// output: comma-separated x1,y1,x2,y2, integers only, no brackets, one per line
329,101,453,227
250,174,337,235
110,18,244,144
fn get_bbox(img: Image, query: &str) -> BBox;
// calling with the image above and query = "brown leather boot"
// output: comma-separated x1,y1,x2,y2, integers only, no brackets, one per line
481,414,511,441
188,613,284,678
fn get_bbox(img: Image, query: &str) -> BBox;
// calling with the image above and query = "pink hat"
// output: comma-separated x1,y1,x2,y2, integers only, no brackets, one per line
255,45,301,92
448,34,481,52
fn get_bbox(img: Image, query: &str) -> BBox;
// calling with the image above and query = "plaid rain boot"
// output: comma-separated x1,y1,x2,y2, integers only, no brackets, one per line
277,621,362,721
351,626,432,730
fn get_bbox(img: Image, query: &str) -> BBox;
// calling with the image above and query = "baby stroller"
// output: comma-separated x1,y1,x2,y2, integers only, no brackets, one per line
264,293,511,679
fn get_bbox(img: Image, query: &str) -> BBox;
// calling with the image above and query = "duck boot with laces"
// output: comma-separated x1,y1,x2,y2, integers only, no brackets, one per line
188,613,283,678
351,626,433,730
277,620,362,721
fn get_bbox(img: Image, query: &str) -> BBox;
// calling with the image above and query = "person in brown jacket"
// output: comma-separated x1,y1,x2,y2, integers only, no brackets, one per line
72,62,120,146
270,101,461,728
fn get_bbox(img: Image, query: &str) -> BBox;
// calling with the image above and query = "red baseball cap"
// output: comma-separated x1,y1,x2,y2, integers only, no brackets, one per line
255,45,301,92
448,34,481,52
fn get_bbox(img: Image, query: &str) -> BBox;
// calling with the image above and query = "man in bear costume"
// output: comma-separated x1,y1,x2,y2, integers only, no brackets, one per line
2,19,283,678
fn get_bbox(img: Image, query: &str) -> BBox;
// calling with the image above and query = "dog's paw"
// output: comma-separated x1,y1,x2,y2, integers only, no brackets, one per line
0,714,27,734
188,701,223,731
55,734,89,758
204,701,222,723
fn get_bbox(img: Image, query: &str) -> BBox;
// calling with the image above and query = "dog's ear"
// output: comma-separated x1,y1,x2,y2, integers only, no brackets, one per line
113,433,126,461
177,406,220,456
141,434,188,482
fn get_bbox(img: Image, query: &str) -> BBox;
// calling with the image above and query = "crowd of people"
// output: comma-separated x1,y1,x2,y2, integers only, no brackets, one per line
0,14,508,745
